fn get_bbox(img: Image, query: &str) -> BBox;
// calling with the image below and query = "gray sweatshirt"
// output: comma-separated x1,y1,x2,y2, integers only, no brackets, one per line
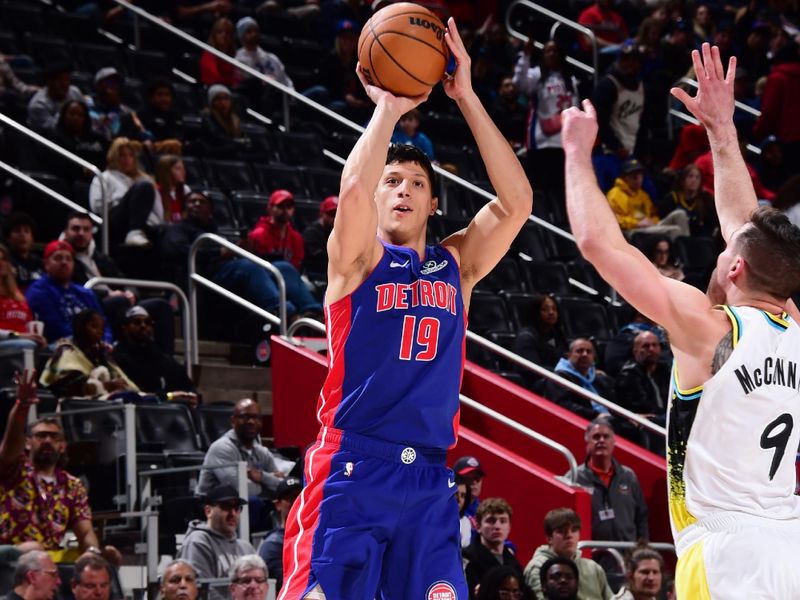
177,520,255,600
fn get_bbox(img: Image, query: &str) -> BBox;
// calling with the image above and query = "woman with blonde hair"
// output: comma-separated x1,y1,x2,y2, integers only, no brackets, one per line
155,155,191,224
0,243,46,349
89,137,159,246
200,17,240,87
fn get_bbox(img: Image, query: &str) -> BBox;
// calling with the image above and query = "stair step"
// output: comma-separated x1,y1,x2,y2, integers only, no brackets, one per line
194,363,272,390
199,388,272,412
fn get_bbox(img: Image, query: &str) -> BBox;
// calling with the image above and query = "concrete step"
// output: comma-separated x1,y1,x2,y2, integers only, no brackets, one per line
199,388,272,411
194,362,271,390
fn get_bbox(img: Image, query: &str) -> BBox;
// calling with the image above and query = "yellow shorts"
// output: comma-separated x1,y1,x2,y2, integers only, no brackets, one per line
676,514,800,599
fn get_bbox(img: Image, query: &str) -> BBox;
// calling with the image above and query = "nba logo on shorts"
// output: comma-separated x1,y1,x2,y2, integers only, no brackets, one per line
426,581,457,600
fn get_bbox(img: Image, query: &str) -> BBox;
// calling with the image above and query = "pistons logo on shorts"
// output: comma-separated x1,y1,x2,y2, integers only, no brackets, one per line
426,581,457,600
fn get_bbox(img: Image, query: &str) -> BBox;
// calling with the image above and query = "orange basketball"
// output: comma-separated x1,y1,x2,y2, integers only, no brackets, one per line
358,2,449,97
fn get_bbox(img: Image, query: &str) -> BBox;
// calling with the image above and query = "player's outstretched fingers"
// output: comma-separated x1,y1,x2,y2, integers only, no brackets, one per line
691,48,705,80
581,98,596,119
725,55,737,84
710,45,725,80
701,43,716,79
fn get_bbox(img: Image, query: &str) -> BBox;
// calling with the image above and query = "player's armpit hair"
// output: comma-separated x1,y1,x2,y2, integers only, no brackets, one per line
711,330,734,375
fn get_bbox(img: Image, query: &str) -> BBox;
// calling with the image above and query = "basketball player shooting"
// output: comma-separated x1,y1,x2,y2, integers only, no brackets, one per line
278,18,532,600
562,43,800,598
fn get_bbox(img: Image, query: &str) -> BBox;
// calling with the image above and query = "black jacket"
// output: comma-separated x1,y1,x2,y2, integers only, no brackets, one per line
463,539,523,599
159,217,223,287
614,360,670,416
112,339,195,398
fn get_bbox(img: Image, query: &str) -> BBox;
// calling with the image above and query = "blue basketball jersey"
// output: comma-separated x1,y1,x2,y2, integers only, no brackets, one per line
319,240,466,449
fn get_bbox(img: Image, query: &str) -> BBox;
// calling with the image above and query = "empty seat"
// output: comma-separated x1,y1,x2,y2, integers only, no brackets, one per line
202,189,240,233
73,43,125,77
476,257,527,293
135,403,203,459
254,163,309,196
230,190,267,229
273,131,325,167
511,223,550,262
124,48,170,79
302,166,341,199
203,159,257,193
558,297,614,341
194,403,235,449
674,235,718,271
24,34,70,65
59,398,127,465
505,292,538,329
522,260,571,295
181,156,207,188
469,291,513,334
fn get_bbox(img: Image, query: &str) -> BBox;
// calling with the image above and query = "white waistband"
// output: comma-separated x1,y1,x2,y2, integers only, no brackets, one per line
676,512,800,556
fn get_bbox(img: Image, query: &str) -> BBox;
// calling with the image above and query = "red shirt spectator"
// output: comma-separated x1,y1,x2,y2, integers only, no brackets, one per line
695,149,775,201
752,58,800,145
199,17,240,87
668,124,710,172
578,0,629,52
247,190,305,270
0,296,33,333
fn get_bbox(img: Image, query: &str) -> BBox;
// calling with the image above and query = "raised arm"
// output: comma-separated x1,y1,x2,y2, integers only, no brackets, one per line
325,70,429,302
671,44,755,242
0,371,38,477
441,19,532,293
563,101,715,357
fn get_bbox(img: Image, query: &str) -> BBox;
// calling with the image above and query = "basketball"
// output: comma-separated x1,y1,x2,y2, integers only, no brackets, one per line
358,2,449,97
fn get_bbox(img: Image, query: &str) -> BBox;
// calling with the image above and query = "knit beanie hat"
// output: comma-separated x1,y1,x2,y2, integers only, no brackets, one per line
236,16,258,42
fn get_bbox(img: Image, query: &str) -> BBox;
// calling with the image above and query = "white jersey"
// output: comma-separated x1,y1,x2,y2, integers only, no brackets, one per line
667,305,800,545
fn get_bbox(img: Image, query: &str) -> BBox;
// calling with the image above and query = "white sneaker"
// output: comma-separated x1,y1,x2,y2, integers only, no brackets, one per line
124,229,150,247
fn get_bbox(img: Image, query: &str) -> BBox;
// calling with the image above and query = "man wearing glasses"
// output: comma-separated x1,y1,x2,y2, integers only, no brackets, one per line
6,550,61,600
0,370,120,565
196,398,286,530
178,484,255,600
229,555,270,600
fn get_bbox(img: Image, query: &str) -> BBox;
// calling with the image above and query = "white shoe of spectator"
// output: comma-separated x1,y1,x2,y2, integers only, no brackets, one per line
124,229,150,246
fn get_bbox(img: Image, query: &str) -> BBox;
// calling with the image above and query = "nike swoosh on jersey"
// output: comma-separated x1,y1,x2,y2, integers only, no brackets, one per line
448,479,456,488
390,260,410,268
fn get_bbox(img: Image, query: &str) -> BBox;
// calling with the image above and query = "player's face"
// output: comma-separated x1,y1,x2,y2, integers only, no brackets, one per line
586,424,615,460
547,524,580,558
479,512,510,545
375,161,437,244
630,558,662,596
707,226,745,304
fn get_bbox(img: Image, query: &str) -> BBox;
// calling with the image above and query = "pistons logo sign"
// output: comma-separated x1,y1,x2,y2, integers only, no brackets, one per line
426,581,457,600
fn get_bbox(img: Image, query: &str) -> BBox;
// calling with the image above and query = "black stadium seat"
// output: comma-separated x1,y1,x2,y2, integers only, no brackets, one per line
558,297,615,341
203,159,257,193
194,403,235,450
522,260,571,295
135,403,204,462
469,291,513,334
476,257,527,294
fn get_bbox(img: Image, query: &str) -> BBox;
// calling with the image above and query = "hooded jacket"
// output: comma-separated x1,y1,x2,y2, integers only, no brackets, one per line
523,543,612,600
177,520,255,600
606,177,658,230
247,216,304,270
753,62,800,143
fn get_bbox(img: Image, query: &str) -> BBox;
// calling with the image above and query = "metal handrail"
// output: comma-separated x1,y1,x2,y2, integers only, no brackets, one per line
577,540,675,552
84,276,193,378
188,233,287,364
668,108,762,156
0,160,102,224
283,317,665,437
112,0,581,250
505,0,599,85
44,403,137,513
466,330,666,437
0,112,110,253
677,77,761,118
138,460,250,542
460,393,579,483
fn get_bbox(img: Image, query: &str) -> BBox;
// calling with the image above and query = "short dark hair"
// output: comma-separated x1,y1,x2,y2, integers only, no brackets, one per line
65,210,93,225
584,416,615,438
543,507,581,536
736,205,800,299
624,544,664,575
147,77,173,97
73,554,112,584
539,556,579,589
3,212,35,239
27,416,64,437
386,143,437,192
475,497,513,523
